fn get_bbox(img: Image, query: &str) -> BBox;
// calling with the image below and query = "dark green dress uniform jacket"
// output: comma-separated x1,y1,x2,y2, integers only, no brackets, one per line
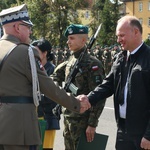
0,34,80,145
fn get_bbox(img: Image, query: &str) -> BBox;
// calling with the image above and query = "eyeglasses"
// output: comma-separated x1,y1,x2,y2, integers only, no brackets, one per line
19,24,32,31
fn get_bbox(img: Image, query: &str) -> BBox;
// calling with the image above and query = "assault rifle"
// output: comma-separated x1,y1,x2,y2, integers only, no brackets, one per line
52,23,102,118
64,23,102,95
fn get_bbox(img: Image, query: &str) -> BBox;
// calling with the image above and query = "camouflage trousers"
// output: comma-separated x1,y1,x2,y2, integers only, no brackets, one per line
63,116,88,150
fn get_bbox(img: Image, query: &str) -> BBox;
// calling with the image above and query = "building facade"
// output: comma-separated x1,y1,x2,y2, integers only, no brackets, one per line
82,0,150,40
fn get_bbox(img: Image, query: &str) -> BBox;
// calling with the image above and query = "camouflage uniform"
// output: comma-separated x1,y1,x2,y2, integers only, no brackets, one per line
55,48,64,66
53,47,106,150
102,47,112,75
94,48,103,63
111,48,118,63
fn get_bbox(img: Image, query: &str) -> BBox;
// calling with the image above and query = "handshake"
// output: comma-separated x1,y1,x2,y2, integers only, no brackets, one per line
76,94,91,113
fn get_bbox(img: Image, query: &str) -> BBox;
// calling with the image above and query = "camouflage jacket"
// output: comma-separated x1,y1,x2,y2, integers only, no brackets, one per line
52,47,106,127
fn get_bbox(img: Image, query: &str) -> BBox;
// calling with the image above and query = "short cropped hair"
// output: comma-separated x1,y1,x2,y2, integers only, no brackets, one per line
118,16,142,34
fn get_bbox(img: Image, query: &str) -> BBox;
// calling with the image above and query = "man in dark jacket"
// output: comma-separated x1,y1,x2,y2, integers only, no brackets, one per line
79,16,150,150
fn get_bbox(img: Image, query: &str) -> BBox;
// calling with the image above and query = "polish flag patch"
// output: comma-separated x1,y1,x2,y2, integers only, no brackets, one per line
92,66,99,71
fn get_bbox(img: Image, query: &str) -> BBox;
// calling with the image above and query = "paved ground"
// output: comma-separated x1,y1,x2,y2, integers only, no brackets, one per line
54,96,117,150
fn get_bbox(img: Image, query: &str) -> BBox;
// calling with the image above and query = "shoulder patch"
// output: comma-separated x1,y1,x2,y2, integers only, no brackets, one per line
92,66,99,71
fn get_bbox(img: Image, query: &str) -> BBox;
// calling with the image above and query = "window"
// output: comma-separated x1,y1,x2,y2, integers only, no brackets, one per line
139,18,143,25
148,33,150,39
148,18,150,27
148,1,150,11
0,26,3,38
139,2,143,12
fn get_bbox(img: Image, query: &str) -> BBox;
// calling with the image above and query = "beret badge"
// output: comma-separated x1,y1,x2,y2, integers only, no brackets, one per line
68,28,73,34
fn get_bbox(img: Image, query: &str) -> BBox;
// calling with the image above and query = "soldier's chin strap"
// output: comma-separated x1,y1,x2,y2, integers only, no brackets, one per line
28,46,41,106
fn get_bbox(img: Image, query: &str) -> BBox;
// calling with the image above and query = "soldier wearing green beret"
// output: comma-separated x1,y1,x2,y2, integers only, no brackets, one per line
102,46,112,75
0,5,91,150
52,24,106,150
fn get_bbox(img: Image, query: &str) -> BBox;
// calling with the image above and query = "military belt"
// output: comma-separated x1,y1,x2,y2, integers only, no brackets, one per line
0,96,33,104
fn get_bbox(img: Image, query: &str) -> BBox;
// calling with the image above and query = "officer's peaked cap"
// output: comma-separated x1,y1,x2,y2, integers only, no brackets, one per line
0,4,33,26
64,24,88,37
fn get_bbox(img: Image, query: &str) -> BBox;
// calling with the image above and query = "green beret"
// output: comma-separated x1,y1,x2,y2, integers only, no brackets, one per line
64,24,88,37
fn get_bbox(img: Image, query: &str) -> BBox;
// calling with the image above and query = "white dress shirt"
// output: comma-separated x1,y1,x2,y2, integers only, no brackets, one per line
119,43,143,118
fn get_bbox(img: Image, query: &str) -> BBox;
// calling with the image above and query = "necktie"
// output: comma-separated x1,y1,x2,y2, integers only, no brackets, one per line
123,55,131,85
119,54,131,105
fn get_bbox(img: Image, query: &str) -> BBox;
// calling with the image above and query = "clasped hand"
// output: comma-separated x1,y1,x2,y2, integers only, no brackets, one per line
76,94,91,113
141,137,150,150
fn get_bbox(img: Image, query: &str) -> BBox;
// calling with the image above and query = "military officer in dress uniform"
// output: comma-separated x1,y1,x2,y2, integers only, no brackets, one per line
0,4,90,150
52,24,106,150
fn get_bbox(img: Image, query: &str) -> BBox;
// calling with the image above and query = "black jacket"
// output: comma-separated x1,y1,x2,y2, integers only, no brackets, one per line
88,43,150,139
38,61,60,130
